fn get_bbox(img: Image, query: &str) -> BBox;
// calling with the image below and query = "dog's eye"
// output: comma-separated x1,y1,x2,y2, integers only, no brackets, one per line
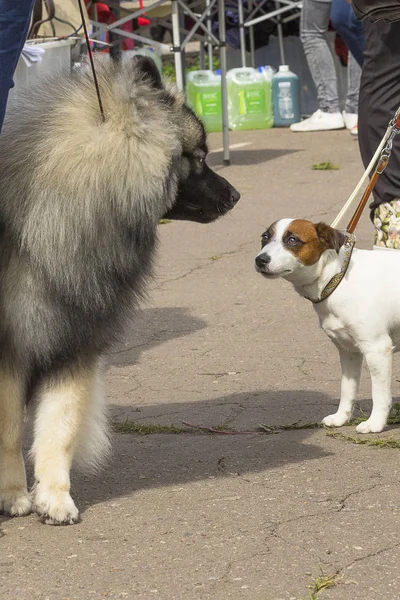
286,236,299,246
261,233,269,247
198,157,205,166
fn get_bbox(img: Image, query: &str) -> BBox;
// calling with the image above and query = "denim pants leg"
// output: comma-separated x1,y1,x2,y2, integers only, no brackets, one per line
345,53,361,114
300,0,340,113
0,0,35,133
330,0,365,67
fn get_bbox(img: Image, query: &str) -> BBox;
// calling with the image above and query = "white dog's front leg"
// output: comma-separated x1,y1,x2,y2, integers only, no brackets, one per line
322,348,363,427
31,365,103,525
356,343,393,434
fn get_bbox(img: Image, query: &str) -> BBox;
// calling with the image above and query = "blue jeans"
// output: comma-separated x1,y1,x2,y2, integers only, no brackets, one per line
0,0,35,132
331,0,365,67
300,0,364,114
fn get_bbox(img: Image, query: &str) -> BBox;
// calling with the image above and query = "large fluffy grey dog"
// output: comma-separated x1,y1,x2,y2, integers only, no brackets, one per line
0,56,239,525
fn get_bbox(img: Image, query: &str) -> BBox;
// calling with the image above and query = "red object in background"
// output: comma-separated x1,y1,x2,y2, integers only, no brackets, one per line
84,0,150,52
334,33,348,67
138,0,150,27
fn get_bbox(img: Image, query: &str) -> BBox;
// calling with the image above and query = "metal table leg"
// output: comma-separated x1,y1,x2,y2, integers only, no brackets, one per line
218,0,230,165
238,0,246,67
248,0,255,67
275,1,285,64
171,0,184,90
109,0,122,61
206,0,213,69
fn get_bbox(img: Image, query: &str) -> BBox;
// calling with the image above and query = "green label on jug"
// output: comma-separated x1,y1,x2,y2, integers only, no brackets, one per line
195,91,221,116
238,89,265,115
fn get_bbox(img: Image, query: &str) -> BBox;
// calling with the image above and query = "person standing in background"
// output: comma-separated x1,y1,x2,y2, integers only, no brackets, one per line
0,0,35,133
290,0,364,134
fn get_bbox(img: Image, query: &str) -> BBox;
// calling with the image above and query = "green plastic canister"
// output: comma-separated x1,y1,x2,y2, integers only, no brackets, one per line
227,67,272,130
186,70,222,132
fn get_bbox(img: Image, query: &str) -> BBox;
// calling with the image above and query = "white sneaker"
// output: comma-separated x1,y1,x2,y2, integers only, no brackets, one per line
342,111,358,131
290,109,345,132
350,123,358,138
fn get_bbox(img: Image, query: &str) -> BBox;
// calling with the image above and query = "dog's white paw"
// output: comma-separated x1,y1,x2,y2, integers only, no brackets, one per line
33,486,79,525
356,419,385,434
322,412,349,427
0,489,32,517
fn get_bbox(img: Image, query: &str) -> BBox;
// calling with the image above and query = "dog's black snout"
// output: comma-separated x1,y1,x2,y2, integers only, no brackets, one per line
255,254,271,268
230,187,241,206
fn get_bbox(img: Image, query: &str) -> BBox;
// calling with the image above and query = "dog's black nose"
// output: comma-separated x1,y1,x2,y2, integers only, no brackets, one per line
230,188,240,206
255,254,271,268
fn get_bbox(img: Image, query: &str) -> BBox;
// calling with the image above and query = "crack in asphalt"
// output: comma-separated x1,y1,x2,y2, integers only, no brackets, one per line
336,483,381,512
154,240,255,287
343,541,400,570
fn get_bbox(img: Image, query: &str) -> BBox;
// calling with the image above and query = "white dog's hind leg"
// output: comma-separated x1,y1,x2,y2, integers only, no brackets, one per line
31,364,107,525
0,370,31,516
322,349,363,428
356,342,393,434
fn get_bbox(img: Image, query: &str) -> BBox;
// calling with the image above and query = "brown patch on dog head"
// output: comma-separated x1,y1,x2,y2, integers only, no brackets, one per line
283,220,346,266
315,222,347,254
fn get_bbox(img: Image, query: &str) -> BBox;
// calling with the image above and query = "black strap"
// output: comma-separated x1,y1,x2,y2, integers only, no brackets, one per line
77,0,106,123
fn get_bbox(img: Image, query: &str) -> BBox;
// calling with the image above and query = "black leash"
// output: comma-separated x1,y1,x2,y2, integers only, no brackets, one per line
76,0,106,123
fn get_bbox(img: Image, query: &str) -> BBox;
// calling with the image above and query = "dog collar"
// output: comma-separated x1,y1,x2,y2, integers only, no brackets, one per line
306,232,356,304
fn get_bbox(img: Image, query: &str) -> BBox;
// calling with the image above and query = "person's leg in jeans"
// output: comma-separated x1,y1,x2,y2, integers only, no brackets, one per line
329,0,363,134
358,19,400,248
301,0,339,113
0,0,35,133
339,52,362,134
330,0,364,68
291,0,345,131
345,54,361,115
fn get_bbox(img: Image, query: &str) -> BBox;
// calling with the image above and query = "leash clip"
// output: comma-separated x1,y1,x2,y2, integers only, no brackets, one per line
377,123,400,174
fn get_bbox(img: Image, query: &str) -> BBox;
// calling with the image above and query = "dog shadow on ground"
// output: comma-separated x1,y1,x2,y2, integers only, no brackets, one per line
0,306,379,528
108,306,206,368
73,388,338,514
208,147,301,170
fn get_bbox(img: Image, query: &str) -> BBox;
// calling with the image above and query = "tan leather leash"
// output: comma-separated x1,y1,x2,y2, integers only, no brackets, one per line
332,107,400,234
346,107,400,235
307,107,400,304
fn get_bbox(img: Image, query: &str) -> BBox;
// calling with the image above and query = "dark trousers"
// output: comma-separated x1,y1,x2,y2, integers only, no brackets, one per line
0,0,35,133
358,19,400,214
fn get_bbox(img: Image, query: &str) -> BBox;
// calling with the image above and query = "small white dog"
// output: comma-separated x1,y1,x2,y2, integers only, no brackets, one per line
255,218,400,434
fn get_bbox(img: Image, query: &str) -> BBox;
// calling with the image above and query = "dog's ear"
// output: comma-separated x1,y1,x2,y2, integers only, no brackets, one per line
132,55,163,89
315,222,346,254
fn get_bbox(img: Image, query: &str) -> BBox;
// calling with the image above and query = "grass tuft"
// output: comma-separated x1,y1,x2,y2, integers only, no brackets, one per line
159,219,172,225
258,421,322,433
326,430,400,448
302,572,339,600
210,255,223,261
112,420,187,435
312,161,339,171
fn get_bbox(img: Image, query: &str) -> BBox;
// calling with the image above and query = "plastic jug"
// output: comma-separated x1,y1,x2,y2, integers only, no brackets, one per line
186,70,222,133
257,65,275,82
272,65,300,127
227,67,272,131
